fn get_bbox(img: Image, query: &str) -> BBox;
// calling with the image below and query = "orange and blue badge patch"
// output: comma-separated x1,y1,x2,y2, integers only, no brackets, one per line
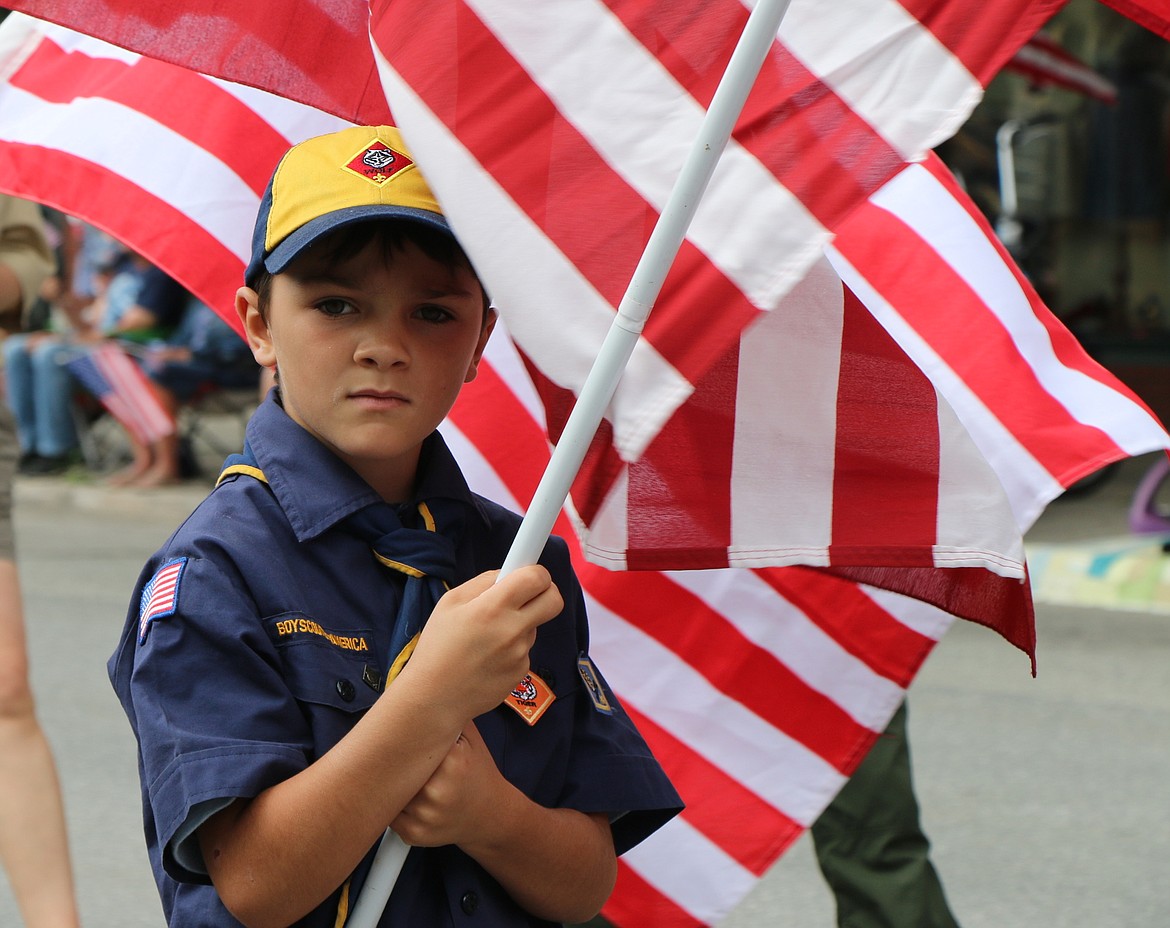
505,671,555,726
577,655,614,715
138,557,186,644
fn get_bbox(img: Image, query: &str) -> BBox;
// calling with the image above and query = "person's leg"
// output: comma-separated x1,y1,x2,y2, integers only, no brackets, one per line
811,701,960,928
2,333,38,454
28,340,78,459
122,379,181,487
0,406,81,928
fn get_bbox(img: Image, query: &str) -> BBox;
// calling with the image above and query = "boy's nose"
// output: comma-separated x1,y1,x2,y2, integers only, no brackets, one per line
354,324,409,368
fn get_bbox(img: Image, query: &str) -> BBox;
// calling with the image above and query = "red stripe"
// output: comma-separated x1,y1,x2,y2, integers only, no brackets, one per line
450,363,548,502
578,560,871,768
624,703,802,875
897,0,1068,84
11,39,287,192
0,143,246,335
511,354,624,529
605,862,700,928
626,343,738,567
828,563,1035,663
1098,0,1170,40
450,361,588,542
755,568,936,687
830,288,939,562
5,0,393,124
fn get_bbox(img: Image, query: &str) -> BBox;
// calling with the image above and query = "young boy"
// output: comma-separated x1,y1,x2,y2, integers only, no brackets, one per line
108,126,682,928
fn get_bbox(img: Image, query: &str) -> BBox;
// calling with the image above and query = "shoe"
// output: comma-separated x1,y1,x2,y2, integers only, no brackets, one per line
19,453,73,476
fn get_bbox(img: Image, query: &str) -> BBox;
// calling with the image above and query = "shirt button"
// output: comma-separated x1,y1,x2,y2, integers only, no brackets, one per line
460,891,479,914
335,679,355,702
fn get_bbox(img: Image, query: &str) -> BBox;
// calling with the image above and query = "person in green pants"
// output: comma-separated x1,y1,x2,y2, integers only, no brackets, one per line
809,700,960,928
572,700,960,928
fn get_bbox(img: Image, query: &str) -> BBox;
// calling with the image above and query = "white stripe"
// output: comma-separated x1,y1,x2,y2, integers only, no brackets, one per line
205,76,355,144
933,393,1026,574
0,83,258,260
570,466,630,570
374,49,694,461
37,19,142,63
621,816,759,926
586,593,846,827
871,164,1167,455
775,0,983,156
21,20,350,178
466,0,828,311
859,584,956,640
729,257,841,562
480,322,548,433
665,568,906,730
438,420,524,513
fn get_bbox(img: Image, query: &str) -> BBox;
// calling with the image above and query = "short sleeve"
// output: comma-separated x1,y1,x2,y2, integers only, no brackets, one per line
121,552,309,882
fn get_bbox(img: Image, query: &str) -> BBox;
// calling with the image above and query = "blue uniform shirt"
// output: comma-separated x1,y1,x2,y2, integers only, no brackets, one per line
109,393,682,927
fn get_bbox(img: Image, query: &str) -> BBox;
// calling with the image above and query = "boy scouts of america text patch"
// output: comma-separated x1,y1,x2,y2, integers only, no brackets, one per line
577,655,614,715
138,557,187,645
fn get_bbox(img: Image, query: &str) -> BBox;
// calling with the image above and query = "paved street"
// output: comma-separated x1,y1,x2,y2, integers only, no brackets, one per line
1,453,1168,927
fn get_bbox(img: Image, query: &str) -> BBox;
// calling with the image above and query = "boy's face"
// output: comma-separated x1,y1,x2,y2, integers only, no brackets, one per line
237,237,494,500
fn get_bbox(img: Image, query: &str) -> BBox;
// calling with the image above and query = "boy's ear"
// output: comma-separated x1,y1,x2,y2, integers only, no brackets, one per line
464,308,498,384
236,286,276,369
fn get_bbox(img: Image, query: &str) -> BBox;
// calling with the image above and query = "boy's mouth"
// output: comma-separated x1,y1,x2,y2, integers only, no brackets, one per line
350,389,409,406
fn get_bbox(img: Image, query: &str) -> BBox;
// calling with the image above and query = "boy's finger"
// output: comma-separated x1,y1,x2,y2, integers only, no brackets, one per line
439,570,498,605
491,564,556,606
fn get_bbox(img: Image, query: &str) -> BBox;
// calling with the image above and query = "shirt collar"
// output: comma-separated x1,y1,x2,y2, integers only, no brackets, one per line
244,392,486,542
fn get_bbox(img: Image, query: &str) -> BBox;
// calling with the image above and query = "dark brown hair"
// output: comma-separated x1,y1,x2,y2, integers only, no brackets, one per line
253,219,490,320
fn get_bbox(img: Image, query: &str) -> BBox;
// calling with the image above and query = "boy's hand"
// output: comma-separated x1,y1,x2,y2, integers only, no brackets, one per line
391,722,505,848
406,565,562,720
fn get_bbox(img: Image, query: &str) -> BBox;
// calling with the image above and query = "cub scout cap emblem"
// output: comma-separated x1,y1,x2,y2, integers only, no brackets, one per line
246,125,453,287
344,141,413,185
139,557,187,645
505,671,555,726
577,655,614,715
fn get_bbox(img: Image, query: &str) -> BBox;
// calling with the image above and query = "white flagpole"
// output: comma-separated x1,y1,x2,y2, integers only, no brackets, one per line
349,0,794,924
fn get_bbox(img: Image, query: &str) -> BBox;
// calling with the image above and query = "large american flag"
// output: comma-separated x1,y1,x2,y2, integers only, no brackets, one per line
0,8,1167,927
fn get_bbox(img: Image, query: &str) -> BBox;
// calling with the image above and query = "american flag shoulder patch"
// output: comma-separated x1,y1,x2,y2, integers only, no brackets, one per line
138,557,188,645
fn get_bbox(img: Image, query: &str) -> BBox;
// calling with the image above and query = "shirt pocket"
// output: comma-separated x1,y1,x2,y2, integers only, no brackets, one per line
265,614,382,755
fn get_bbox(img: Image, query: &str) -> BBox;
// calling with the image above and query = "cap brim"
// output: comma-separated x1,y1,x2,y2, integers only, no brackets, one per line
263,204,454,276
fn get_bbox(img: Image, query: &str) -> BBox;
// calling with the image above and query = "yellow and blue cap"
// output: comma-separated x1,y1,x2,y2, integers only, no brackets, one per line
246,125,453,287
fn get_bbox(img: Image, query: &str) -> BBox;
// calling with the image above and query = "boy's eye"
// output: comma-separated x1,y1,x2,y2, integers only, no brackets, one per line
415,304,455,324
315,298,356,317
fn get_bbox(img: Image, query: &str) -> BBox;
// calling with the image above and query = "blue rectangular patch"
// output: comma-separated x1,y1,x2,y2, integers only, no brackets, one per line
139,557,187,644
577,655,614,715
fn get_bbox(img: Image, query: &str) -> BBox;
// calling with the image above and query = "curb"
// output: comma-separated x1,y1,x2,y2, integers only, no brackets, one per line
14,473,211,518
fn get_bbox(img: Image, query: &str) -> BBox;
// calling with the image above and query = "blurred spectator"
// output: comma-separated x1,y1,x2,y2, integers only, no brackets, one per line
105,298,259,487
3,244,186,475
